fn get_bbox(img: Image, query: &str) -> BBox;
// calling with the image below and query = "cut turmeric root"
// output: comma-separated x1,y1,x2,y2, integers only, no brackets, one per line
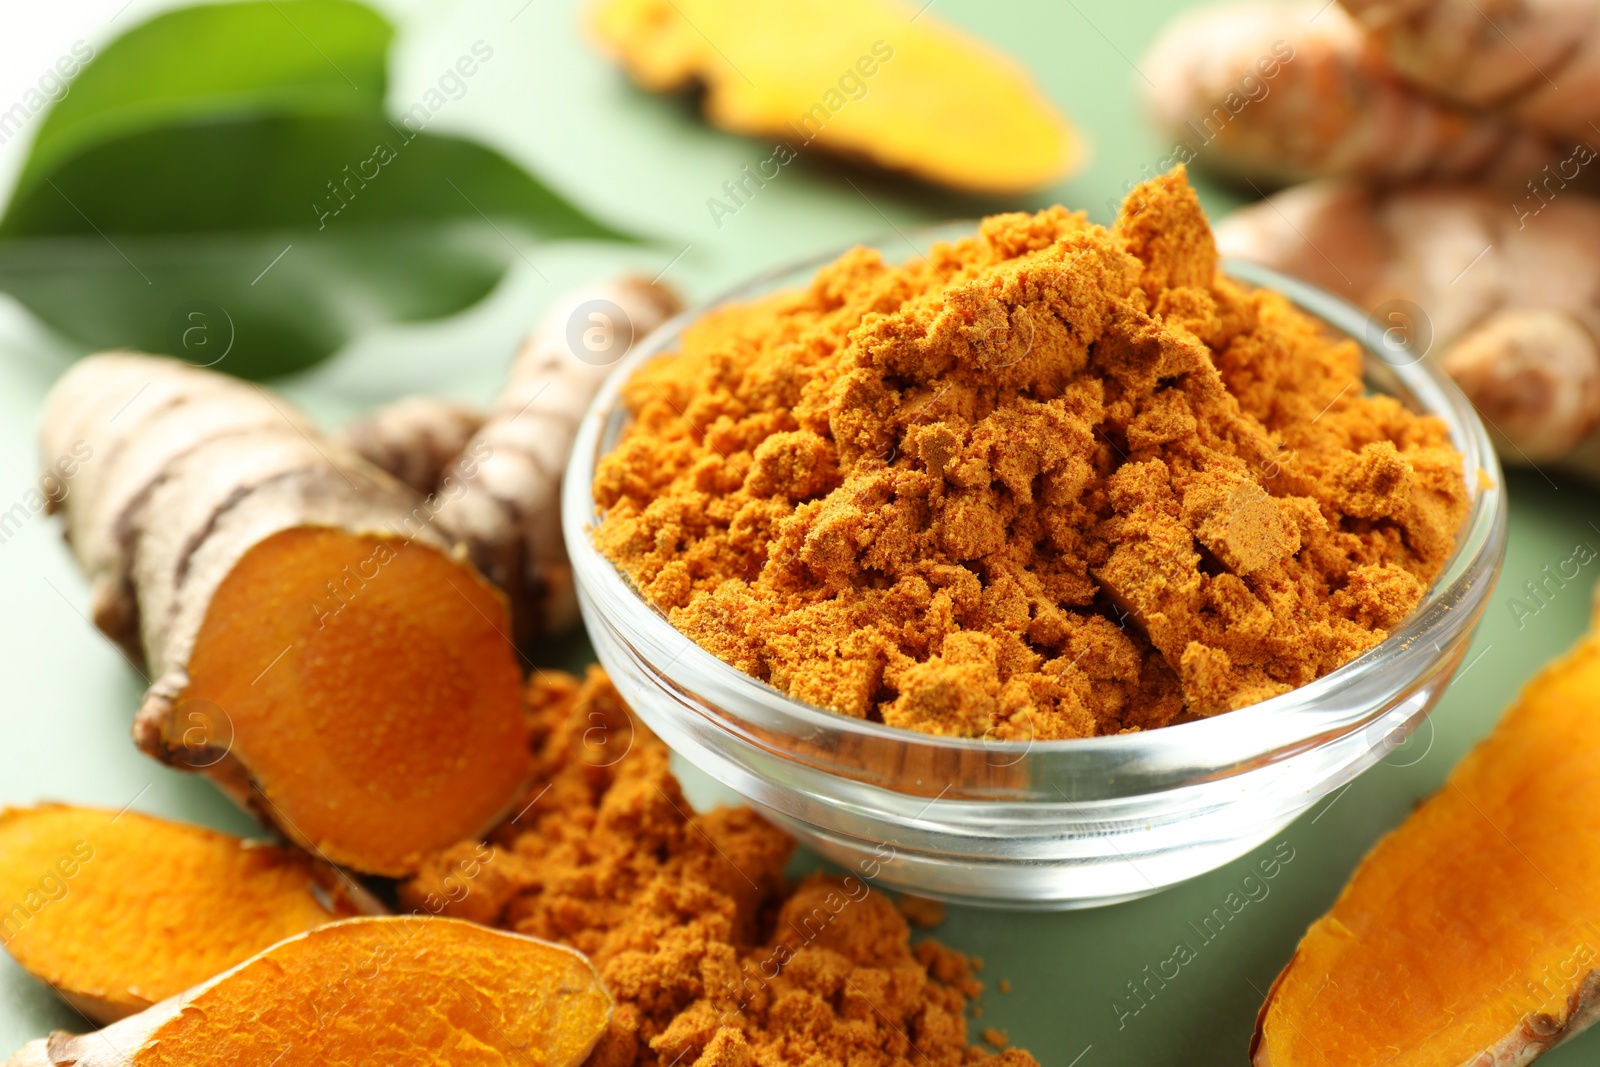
587,0,1081,195
0,805,377,1023
1253,626,1600,1066
4,917,612,1067
40,355,528,875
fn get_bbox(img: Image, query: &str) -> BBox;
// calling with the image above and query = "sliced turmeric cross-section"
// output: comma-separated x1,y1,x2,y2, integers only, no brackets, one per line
0,805,370,1023
1254,628,1600,1066
6,917,613,1067
587,0,1081,195
181,526,529,875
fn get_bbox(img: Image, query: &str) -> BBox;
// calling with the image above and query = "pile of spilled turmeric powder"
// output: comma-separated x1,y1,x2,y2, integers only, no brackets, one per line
593,168,1469,738
403,668,1033,1067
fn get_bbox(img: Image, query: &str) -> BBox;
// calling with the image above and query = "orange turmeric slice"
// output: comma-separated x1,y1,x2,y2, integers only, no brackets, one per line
0,804,373,1023
587,0,1081,195
1254,628,1600,1066
6,917,612,1067
181,526,529,875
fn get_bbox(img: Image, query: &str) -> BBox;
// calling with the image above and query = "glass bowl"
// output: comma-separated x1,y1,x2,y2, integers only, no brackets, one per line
561,231,1508,910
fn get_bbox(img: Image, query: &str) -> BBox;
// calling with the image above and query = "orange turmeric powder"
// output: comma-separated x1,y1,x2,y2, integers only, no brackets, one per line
594,168,1469,737
402,668,1037,1067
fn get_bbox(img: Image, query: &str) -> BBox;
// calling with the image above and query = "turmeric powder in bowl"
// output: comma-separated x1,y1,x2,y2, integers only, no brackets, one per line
593,167,1468,740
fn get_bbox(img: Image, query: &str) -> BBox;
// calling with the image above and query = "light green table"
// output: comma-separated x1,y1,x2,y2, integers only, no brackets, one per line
2,0,1598,1062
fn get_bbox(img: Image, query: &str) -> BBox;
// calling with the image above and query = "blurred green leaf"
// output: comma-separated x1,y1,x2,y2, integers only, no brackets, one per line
0,0,637,379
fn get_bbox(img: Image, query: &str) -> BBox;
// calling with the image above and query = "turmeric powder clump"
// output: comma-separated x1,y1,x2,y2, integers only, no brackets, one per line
593,168,1469,737
401,669,1036,1067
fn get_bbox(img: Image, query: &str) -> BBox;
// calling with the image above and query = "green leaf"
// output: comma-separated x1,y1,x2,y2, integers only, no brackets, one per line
0,114,631,379
0,0,640,380
0,224,515,380
18,0,391,201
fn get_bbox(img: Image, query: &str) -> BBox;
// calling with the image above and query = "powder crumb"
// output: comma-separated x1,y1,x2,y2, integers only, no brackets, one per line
999,979,1013,994
594,166,1469,737
897,893,947,927
983,1028,1010,1049
401,668,1036,1067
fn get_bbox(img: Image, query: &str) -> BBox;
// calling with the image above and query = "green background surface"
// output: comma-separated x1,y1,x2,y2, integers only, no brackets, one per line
2,0,1599,1063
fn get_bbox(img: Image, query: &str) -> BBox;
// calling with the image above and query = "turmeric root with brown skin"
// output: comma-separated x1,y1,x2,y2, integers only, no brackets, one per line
1341,0,1600,139
1214,180,1600,468
335,279,679,646
4,917,612,1067
429,277,680,646
0,805,380,1023
588,0,1082,195
39,354,529,876
334,396,484,496
1140,1,1557,186
1252,618,1600,1067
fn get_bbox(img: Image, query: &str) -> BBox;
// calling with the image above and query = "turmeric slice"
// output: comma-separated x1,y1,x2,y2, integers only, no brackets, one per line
0,804,375,1023
587,0,1081,195
4,917,612,1067
39,355,528,875
1253,626,1600,1066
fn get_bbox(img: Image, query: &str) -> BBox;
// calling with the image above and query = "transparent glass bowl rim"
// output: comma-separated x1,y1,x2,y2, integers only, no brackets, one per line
563,221,1507,769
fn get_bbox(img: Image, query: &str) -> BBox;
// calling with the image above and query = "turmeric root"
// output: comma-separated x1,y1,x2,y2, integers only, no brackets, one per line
429,276,680,645
1215,180,1600,466
4,917,612,1067
334,396,484,496
1140,1,1557,186
1341,0,1600,139
1252,620,1600,1067
587,0,1081,195
40,354,528,875
0,804,378,1023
